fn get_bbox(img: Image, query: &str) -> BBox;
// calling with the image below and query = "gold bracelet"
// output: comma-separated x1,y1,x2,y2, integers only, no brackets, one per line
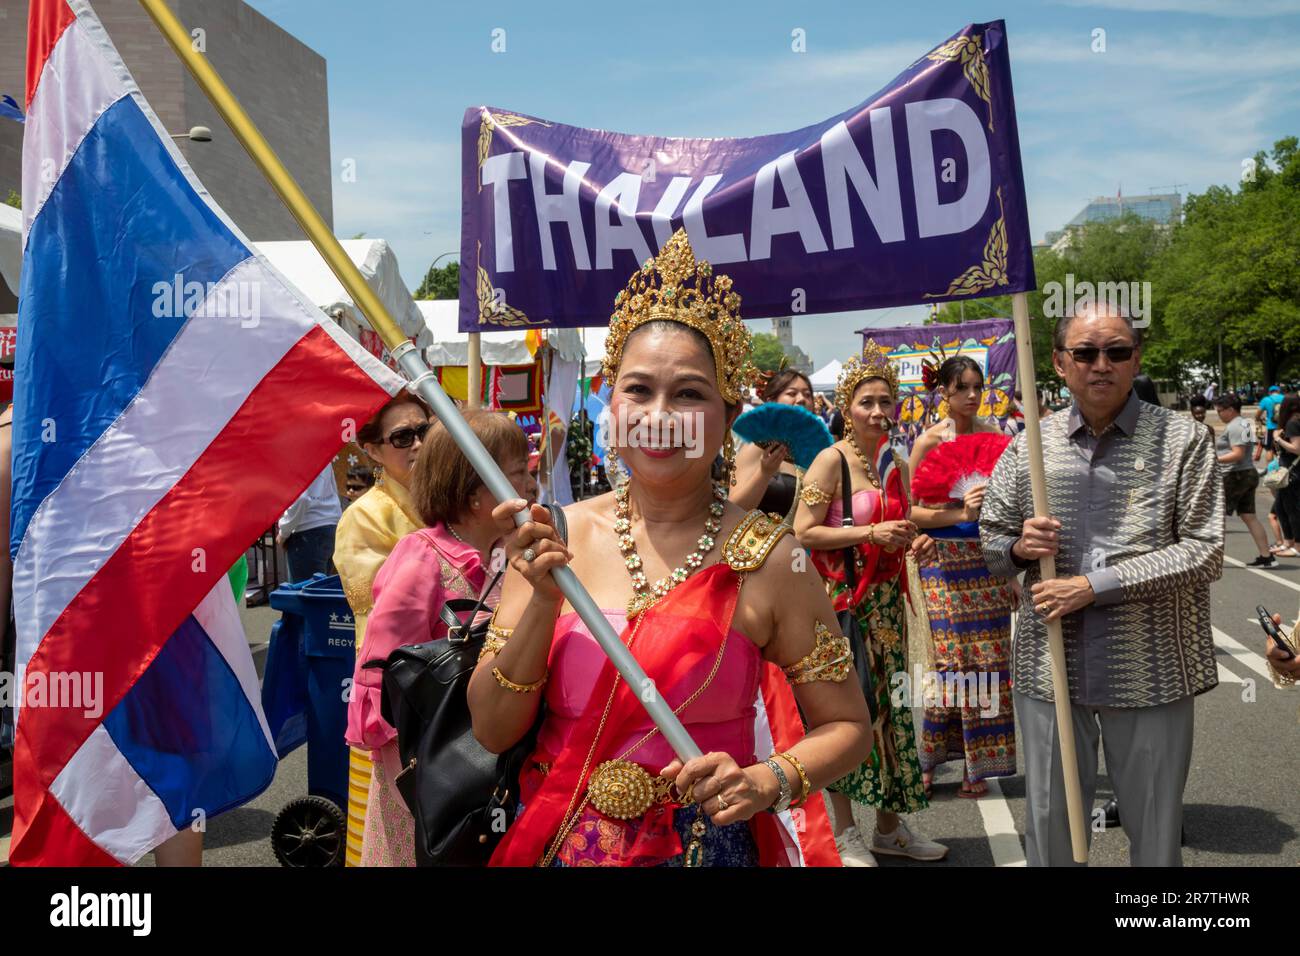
478,622,513,662
866,524,876,546
492,665,548,694
778,751,811,808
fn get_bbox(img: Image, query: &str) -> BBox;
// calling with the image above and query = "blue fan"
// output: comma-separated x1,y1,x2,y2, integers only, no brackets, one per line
732,403,834,470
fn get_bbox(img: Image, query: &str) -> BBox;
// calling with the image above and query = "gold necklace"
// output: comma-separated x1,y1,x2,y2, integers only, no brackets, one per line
845,430,881,488
615,480,726,617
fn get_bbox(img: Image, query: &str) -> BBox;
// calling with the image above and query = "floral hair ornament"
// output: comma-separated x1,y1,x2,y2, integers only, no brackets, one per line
601,228,755,405
835,338,900,412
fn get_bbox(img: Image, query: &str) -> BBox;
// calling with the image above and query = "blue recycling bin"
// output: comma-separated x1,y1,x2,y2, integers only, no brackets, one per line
261,573,356,867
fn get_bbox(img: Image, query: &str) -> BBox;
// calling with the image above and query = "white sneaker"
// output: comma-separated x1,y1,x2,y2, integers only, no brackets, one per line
872,818,948,861
835,825,879,867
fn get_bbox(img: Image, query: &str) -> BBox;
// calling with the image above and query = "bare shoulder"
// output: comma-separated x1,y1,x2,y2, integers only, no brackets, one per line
554,491,615,546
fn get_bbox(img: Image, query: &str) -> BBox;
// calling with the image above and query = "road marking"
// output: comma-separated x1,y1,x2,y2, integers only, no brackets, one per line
1213,626,1274,682
1216,661,1244,684
976,777,1026,867
1223,555,1300,595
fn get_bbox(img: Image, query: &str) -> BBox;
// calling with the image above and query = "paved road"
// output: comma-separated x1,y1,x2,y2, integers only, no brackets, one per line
3,476,1298,869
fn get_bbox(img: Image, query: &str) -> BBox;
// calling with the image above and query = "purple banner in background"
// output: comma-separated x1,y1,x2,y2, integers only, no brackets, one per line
460,20,1034,332
857,318,1020,446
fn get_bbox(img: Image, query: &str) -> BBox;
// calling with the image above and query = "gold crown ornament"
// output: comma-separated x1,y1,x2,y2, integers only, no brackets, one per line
835,339,900,411
601,229,755,405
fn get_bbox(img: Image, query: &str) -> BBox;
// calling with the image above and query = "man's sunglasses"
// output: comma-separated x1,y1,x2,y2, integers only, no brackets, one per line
1057,345,1136,365
382,422,431,449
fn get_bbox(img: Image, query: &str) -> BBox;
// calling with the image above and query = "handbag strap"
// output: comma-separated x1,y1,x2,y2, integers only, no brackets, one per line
836,450,858,596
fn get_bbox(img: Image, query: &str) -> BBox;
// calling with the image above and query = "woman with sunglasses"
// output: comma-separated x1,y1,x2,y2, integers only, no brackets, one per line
346,411,537,866
334,393,431,866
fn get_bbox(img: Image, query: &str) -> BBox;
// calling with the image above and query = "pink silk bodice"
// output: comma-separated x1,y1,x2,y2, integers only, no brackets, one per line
538,609,763,769
824,487,885,528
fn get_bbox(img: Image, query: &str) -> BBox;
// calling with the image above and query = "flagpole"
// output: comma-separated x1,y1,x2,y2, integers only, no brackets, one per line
137,0,704,765
1010,291,1088,862
467,333,482,409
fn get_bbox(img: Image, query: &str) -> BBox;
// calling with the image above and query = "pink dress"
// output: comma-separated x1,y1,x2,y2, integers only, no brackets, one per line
345,524,495,866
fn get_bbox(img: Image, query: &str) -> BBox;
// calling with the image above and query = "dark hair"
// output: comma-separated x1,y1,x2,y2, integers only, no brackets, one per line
1189,395,1208,410
1213,393,1241,412
1277,394,1300,430
1132,374,1161,407
410,410,528,526
356,393,433,448
1053,310,1143,351
762,369,813,403
938,355,983,391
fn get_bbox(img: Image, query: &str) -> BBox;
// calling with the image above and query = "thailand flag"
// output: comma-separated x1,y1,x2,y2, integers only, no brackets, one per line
10,0,405,865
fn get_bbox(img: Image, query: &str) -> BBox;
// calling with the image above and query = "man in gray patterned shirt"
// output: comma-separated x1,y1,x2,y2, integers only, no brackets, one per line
980,304,1223,866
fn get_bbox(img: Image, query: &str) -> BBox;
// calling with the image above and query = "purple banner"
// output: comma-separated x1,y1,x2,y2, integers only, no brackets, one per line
460,20,1034,331
857,318,1019,445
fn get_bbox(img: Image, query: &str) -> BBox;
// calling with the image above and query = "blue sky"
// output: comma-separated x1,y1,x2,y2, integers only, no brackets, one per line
247,0,1300,369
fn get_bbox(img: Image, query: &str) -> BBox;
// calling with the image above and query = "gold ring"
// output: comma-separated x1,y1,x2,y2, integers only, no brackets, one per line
716,794,729,811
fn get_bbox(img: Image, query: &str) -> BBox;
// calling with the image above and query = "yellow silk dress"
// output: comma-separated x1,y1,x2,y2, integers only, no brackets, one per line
333,475,422,867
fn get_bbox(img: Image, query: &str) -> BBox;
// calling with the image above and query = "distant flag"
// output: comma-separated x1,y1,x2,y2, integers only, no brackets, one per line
0,93,23,123
11,0,405,866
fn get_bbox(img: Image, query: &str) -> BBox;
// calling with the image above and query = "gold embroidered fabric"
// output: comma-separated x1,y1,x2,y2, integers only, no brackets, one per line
783,621,853,685
721,510,790,572
798,480,833,507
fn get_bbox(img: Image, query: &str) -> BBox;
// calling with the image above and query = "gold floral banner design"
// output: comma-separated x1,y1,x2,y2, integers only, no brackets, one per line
923,187,1008,299
477,110,553,191
476,241,539,327
926,33,994,132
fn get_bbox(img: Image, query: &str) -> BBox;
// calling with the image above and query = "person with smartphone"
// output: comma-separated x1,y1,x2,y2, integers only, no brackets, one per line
1262,604,1300,685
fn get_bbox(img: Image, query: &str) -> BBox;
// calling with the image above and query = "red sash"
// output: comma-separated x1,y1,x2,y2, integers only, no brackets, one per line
491,563,744,867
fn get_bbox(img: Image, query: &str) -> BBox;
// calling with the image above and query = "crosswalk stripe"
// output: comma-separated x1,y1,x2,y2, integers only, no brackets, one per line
976,777,1026,867
1213,626,1274,682
1216,661,1244,684
1223,555,1300,594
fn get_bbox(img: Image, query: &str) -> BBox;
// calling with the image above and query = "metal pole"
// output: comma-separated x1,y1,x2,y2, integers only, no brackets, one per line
1011,292,1089,862
138,0,703,763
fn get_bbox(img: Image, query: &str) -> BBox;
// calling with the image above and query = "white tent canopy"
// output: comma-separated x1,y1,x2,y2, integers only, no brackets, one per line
0,202,21,319
255,238,430,349
418,299,587,367
809,358,842,392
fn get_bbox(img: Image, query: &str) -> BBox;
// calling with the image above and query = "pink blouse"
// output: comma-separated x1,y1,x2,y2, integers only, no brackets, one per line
824,488,882,529
345,524,494,751
538,609,763,770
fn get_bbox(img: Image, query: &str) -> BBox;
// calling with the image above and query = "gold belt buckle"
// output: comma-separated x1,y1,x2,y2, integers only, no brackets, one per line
587,759,673,820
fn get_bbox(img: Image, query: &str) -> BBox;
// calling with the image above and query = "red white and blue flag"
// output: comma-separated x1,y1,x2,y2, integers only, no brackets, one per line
10,0,405,865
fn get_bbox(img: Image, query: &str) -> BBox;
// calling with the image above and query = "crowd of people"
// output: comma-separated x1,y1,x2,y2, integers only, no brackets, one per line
258,230,1300,868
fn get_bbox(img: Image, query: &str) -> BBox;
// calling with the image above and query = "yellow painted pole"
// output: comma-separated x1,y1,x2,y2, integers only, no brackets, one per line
1011,291,1089,862
467,332,482,409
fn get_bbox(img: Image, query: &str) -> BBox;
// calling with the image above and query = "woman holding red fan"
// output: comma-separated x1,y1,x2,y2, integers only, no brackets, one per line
908,356,1016,799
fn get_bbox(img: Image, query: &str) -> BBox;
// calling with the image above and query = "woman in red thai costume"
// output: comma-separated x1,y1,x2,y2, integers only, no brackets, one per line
468,230,872,867
794,343,946,867
906,355,1016,800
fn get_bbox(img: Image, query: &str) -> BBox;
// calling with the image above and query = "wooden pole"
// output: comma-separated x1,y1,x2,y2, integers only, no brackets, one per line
1010,291,1089,862
467,332,482,409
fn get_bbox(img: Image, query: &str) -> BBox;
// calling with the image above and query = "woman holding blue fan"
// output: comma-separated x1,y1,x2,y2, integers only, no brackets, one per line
732,368,816,521
795,342,944,867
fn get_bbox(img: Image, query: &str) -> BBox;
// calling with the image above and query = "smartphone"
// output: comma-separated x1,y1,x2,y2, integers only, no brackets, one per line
1256,605,1297,660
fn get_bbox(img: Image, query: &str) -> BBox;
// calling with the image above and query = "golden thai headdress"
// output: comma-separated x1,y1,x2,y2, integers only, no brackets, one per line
835,339,900,411
601,228,754,405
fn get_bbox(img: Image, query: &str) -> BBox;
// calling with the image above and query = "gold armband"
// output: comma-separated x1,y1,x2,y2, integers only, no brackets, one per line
477,622,513,662
782,621,852,685
492,665,548,694
798,480,833,507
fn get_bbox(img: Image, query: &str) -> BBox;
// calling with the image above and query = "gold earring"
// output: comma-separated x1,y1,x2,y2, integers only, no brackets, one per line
723,432,736,487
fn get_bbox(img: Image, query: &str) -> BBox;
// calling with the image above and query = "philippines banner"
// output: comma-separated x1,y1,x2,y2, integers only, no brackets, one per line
460,20,1034,332
858,317,1018,444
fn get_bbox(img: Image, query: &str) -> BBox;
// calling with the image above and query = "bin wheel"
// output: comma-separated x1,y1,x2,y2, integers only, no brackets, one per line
271,795,346,867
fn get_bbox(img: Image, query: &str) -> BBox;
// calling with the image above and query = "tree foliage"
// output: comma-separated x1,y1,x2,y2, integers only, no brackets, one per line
750,332,790,373
415,261,459,300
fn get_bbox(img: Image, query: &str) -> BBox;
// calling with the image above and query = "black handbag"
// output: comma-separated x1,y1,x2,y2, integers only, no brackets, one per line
836,451,878,722
365,504,566,866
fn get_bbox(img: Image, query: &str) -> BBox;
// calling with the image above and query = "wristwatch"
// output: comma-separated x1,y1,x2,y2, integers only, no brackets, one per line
764,757,794,814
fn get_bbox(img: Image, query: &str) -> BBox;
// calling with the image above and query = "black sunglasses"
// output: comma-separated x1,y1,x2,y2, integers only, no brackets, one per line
1057,345,1136,365
383,422,431,449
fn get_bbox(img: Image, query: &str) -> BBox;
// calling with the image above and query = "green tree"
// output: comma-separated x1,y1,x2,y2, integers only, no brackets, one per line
750,332,789,373
415,261,459,300
4,190,19,209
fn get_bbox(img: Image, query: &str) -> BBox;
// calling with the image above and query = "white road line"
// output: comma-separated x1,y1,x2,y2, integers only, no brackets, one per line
1216,661,1244,685
1223,555,1300,595
976,777,1026,867
1213,626,1274,682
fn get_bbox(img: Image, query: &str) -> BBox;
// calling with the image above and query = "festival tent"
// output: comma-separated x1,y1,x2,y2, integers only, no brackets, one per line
0,201,19,308
809,359,842,393
255,238,431,355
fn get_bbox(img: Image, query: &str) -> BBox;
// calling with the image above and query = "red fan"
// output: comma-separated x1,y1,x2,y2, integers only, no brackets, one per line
910,432,1012,504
